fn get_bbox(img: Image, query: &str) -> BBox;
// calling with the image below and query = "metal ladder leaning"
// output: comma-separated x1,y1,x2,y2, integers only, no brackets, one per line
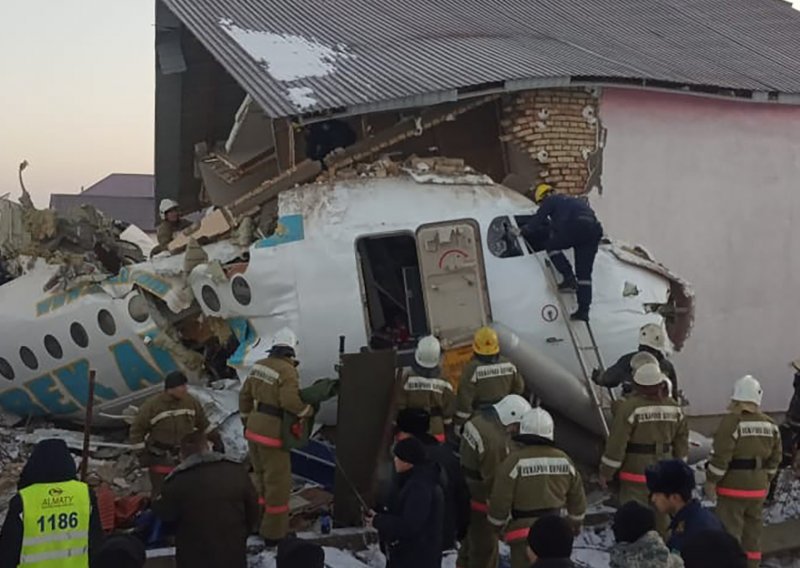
540,256,613,438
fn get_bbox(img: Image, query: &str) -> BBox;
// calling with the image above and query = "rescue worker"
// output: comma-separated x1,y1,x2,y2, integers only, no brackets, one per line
599,363,689,534
705,375,782,567
457,394,531,568
645,459,723,554
156,199,191,248
239,327,313,546
455,326,525,427
488,408,586,568
521,183,603,321
153,431,259,568
597,323,679,398
129,371,221,497
0,439,103,568
396,335,456,442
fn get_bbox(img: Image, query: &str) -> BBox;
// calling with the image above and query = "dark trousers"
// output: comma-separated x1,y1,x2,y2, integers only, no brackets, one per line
546,218,602,312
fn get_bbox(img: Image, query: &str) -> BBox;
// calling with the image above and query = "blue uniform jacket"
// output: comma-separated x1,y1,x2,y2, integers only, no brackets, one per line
531,194,596,233
667,499,724,553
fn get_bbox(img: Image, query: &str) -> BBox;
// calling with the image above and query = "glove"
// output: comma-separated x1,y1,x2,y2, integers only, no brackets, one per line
290,420,305,439
704,481,717,500
568,518,583,537
598,472,609,490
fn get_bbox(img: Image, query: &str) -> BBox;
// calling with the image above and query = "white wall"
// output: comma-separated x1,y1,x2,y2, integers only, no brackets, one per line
595,88,800,415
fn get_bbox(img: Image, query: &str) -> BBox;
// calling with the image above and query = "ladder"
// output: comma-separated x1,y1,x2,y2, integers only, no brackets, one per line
539,255,613,438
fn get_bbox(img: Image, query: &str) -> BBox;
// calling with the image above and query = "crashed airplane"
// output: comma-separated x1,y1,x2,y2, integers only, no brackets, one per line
0,157,699,465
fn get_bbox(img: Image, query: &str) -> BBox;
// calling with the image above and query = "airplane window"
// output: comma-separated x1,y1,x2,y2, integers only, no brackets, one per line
20,347,38,370
128,294,150,323
0,358,13,380
98,309,116,336
70,322,89,348
44,335,63,359
231,276,251,306
201,285,221,312
487,216,524,258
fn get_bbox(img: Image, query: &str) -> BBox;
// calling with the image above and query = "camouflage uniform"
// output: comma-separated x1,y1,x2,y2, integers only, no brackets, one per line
706,404,782,567
396,367,456,441
488,437,586,568
239,355,313,541
600,394,689,533
456,409,511,568
455,356,524,426
129,391,210,496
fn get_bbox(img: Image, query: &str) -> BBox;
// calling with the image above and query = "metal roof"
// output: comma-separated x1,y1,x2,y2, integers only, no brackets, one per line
161,0,800,118
81,174,155,198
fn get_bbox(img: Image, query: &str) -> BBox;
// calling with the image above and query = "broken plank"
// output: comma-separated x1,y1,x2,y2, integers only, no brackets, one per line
227,159,322,219
167,209,233,253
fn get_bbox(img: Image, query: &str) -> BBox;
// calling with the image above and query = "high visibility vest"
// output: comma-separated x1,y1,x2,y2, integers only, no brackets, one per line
18,480,91,568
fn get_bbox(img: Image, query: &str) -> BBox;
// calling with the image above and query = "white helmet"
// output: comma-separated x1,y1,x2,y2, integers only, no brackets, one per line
493,394,532,426
639,323,666,353
519,407,555,440
633,362,666,386
271,327,299,350
630,351,659,372
159,198,180,219
415,335,441,369
732,375,763,405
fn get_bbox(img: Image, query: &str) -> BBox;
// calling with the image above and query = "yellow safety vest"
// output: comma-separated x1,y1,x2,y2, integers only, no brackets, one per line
18,480,91,568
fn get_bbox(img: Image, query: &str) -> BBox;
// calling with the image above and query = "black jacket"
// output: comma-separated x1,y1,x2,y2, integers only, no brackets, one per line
417,434,470,548
598,347,678,395
374,462,444,568
0,439,104,567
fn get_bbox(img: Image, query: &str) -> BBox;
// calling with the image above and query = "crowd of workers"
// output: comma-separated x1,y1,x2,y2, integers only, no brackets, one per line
0,315,787,567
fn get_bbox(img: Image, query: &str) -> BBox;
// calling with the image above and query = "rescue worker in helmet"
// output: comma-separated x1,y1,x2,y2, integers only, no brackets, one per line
705,375,781,567
599,363,689,534
488,407,586,568
455,327,525,427
153,199,191,253
597,323,679,399
457,394,531,568
239,328,313,547
396,336,456,443
520,183,603,321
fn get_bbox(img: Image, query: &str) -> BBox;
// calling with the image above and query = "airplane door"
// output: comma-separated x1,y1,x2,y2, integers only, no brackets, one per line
402,266,428,336
416,220,490,346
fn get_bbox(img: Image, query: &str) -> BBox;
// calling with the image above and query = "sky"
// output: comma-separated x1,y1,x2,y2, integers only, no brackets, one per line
1,1,799,208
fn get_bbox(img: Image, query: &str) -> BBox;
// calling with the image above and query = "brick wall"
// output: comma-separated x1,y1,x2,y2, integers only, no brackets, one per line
500,88,604,195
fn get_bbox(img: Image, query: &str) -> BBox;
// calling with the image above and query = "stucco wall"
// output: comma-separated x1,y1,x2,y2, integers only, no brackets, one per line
595,88,800,415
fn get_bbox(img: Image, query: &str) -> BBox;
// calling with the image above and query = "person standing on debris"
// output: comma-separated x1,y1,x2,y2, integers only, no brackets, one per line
526,515,578,567
458,394,531,568
610,501,684,568
239,327,313,547
455,326,525,427
599,363,689,534
645,459,724,554
705,375,782,567
396,335,456,442
153,431,259,568
129,371,222,497
155,199,191,250
366,437,444,568
520,183,603,322
396,408,470,552
0,438,104,568
488,407,586,568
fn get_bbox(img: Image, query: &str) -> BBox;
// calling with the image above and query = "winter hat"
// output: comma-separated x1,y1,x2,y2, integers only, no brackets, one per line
681,529,746,568
395,408,431,438
276,537,324,568
612,501,656,544
164,371,188,390
393,437,427,465
527,515,574,559
645,459,696,499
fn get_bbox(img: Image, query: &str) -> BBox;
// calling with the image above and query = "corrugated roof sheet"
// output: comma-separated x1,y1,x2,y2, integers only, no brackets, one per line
81,174,154,198
161,0,800,118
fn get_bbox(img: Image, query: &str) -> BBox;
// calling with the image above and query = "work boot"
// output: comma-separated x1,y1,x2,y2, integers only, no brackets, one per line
558,277,577,292
570,309,589,322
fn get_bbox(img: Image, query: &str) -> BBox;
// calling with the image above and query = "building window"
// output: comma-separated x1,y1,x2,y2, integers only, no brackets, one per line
231,276,251,306
487,216,524,258
20,347,38,370
70,322,89,348
201,285,221,312
128,295,150,323
97,309,116,336
0,358,14,381
44,335,63,359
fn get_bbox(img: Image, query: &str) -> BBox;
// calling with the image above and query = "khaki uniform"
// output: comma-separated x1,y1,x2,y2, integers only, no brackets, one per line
396,368,456,441
455,356,525,425
156,219,191,247
600,394,688,533
488,439,586,568
707,405,782,567
457,410,511,568
239,355,312,541
129,392,210,496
